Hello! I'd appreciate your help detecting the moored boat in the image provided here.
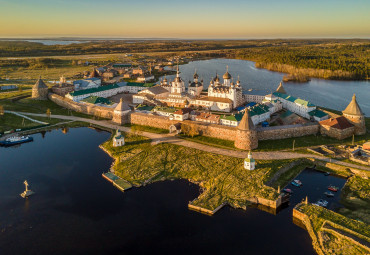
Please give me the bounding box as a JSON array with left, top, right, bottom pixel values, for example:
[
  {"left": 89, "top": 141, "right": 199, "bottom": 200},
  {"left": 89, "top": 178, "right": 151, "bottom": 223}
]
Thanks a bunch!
[
  {"left": 291, "top": 180, "right": 302, "bottom": 187},
  {"left": 283, "top": 188, "right": 293, "bottom": 194},
  {"left": 0, "top": 135, "right": 33, "bottom": 146},
  {"left": 324, "top": 191, "right": 335, "bottom": 197},
  {"left": 324, "top": 172, "right": 330, "bottom": 176},
  {"left": 328, "top": 185, "right": 339, "bottom": 192}
]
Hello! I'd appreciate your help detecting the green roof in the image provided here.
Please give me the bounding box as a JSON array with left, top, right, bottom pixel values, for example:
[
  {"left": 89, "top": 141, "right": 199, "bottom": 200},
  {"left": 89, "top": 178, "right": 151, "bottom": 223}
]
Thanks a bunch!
[
  {"left": 152, "top": 106, "right": 177, "bottom": 114},
  {"left": 136, "top": 105, "right": 155, "bottom": 111},
  {"left": 280, "top": 110, "right": 293, "bottom": 118},
  {"left": 273, "top": 92, "right": 315, "bottom": 108},
  {"left": 126, "top": 82, "right": 155, "bottom": 88},
  {"left": 308, "top": 109, "right": 328, "bottom": 118},
  {"left": 81, "top": 96, "right": 113, "bottom": 105},
  {"left": 69, "top": 84, "right": 119, "bottom": 97},
  {"left": 220, "top": 112, "right": 243, "bottom": 122}
]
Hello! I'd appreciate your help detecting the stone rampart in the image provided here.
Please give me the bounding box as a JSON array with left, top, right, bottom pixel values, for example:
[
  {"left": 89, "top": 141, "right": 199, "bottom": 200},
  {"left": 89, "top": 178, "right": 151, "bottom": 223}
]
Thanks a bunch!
[
  {"left": 182, "top": 120, "right": 237, "bottom": 141},
  {"left": 49, "top": 93, "right": 114, "bottom": 119},
  {"left": 320, "top": 125, "right": 354, "bottom": 140},
  {"left": 130, "top": 112, "right": 178, "bottom": 129},
  {"left": 257, "top": 123, "right": 319, "bottom": 140}
]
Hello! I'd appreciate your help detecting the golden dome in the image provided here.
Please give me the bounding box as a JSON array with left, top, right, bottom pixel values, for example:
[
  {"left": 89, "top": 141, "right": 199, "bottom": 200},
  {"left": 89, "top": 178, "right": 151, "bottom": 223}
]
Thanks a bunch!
[{"left": 223, "top": 71, "right": 231, "bottom": 79}]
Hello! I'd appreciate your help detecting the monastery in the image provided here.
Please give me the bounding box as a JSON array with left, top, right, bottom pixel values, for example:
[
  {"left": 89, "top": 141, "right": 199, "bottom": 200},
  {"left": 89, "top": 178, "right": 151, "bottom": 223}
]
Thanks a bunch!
[{"left": 133, "top": 66, "right": 243, "bottom": 112}]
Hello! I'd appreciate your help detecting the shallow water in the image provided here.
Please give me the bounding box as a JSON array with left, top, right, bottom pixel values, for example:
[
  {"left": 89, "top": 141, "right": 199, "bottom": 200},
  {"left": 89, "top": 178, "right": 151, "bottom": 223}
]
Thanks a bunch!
[{"left": 0, "top": 128, "right": 347, "bottom": 254}]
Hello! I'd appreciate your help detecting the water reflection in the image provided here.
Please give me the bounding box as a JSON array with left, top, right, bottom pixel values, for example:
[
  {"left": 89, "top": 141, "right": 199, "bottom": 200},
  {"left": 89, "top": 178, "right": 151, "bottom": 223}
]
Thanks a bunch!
[{"left": 0, "top": 128, "right": 349, "bottom": 254}]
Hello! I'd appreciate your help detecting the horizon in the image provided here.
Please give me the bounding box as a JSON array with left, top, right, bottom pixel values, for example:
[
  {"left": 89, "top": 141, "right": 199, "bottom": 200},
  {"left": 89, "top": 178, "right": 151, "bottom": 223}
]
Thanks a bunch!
[{"left": 0, "top": 0, "right": 369, "bottom": 39}]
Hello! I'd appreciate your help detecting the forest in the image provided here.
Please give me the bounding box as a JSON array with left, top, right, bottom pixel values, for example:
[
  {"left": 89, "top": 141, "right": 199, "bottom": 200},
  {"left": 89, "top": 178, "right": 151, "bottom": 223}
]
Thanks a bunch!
[{"left": 0, "top": 39, "right": 369, "bottom": 80}]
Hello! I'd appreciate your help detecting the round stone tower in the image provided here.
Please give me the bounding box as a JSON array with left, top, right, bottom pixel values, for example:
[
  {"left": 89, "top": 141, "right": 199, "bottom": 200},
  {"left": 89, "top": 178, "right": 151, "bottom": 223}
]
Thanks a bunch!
[
  {"left": 234, "top": 110, "right": 258, "bottom": 150},
  {"left": 32, "top": 76, "right": 49, "bottom": 100},
  {"left": 342, "top": 94, "right": 366, "bottom": 135},
  {"left": 112, "top": 98, "right": 131, "bottom": 125}
]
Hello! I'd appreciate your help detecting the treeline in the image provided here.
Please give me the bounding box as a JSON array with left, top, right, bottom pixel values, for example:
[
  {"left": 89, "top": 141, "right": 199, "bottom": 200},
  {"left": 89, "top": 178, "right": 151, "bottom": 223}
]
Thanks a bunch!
[
  {"left": 234, "top": 43, "right": 370, "bottom": 80},
  {"left": 0, "top": 58, "right": 67, "bottom": 69},
  {"left": 1, "top": 39, "right": 366, "bottom": 58}
]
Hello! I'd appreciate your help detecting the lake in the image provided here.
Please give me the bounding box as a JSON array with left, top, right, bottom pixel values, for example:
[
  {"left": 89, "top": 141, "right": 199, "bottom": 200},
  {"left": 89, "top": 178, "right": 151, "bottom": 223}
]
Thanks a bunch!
[
  {"left": 164, "top": 59, "right": 370, "bottom": 115},
  {"left": 0, "top": 128, "right": 348, "bottom": 254}
]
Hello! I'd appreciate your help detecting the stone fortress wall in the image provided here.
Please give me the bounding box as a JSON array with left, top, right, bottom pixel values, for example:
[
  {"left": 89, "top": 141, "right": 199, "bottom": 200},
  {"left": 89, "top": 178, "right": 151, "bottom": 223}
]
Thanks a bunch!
[
  {"left": 132, "top": 112, "right": 318, "bottom": 141},
  {"left": 257, "top": 123, "right": 319, "bottom": 140},
  {"left": 49, "top": 93, "right": 320, "bottom": 142},
  {"left": 49, "top": 93, "right": 114, "bottom": 119}
]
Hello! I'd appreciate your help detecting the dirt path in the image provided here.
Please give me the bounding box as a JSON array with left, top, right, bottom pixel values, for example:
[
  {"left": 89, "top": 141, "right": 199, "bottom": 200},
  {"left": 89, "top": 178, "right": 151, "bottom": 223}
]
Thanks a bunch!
[{"left": 17, "top": 112, "right": 370, "bottom": 171}]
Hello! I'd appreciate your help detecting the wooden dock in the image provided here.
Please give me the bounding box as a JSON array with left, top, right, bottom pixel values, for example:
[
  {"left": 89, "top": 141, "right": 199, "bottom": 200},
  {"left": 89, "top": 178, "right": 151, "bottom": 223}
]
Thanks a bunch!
[{"left": 102, "top": 172, "right": 132, "bottom": 192}]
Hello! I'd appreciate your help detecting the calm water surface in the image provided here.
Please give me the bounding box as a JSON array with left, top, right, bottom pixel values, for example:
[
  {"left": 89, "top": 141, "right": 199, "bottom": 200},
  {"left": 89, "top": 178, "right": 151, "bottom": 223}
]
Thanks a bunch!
[
  {"left": 0, "top": 128, "right": 347, "bottom": 254},
  {"left": 164, "top": 59, "right": 370, "bottom": 115}
]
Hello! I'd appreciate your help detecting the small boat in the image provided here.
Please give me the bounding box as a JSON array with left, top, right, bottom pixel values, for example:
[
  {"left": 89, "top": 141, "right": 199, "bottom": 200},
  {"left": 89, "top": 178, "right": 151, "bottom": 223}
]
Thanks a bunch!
[
  {"left": 313, "top": 199, "right": 328, "bottom": 207},
  {"left": 291, "top": 181, "right": 301, "bottom": 187},
  {"left": 328, "top": 185, "right": 339, "bottom": 192},
  {"left": 20, "top": 180, "right": 35, "bottom": 198},
  {"left": 324, "top": 191, "right": 335, "bottom": 197},
  {"left": 0, "top": 135, "right": 33, "bottom": 146},
  {"left": 294, "top": 180, "right": 302, "bottom": 185},
  {"left": 324, "top": 172, "right": 330, "bottom": 176},
  {"left": 283, "top": 188, "right": 293, "bottom": 194}
]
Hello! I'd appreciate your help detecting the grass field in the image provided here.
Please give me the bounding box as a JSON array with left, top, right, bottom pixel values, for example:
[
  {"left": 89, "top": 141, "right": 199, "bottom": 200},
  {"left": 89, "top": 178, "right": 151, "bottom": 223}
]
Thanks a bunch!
[
  {"left": 0, "top": 113, "right": 43, "bottom": 133},
  {"left": 102, "top": 131, "right": 301, "bottom": 211},
  {"left": 123, "top": 123, "right": 169, "bottom": 134},
  {"left": 296, "top": 203, "right": 370, "bottom": 255}
]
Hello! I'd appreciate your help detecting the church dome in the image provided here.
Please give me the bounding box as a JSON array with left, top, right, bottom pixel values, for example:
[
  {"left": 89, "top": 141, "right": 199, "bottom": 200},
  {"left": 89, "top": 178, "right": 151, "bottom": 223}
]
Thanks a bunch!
[{"left": 223, "top": 71, "right": 231, "bottom": 79}]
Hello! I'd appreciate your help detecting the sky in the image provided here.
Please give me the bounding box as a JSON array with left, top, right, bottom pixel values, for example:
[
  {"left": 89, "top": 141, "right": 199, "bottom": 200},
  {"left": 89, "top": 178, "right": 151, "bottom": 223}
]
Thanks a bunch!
[{"left": 0, "top": 0, "right": 369, "bottom": 39}]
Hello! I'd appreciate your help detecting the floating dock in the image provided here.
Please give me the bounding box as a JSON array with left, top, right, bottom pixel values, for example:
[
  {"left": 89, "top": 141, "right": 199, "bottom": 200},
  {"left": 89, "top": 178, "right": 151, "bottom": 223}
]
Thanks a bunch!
[{"left": 102, "top": 172, "right": 132, "bottom": 192}]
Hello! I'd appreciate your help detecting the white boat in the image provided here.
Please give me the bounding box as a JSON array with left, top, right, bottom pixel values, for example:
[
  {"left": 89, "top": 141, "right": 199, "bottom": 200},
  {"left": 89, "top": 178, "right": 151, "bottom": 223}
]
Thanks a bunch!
[
  {"left": 314, "top": 199, "right": 328, "bottom": 207},
  {"left": 20, "top": 180, "right": 34, "bottom": 198}
]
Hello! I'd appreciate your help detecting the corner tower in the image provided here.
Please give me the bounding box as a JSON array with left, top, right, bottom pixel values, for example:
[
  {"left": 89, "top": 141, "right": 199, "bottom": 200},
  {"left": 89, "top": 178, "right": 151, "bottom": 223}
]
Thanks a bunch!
[
  {"left": 32, "top": 76, "right": 49, "bottom": 100},
  {"left": 342, "top": 94, "right": 366, "bottom": 135},
  {"left": 234, "top": 110, "right": 258, "bottom": 150},
  {"left": 112, "top": 98, "right": 131, "bottom": 125}
]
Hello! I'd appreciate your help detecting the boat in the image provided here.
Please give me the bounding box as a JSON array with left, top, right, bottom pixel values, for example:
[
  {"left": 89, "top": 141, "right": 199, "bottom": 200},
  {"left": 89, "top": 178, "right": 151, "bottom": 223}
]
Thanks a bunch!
[
  {"left": 313, "top": 199, "right": 328, "bottom": 207},
  {"left": 294, "top": 180, "right": 302, "bottom": 185},
  {"left": 283, "top": 188, "right": 293, "bottom": 194},
  {"left": 324, "top": 172, "right": 330, "bottom": 176},
  {"left": 291, "top": 181, "right": 301, "bottom": 187},
  {"left": 20, "top": 180, "right": 35, "bottom": 198},
  {"left": 324, "top": 191, "right": 335, "bottom": 197},
  {"left": 0, "top": 135, "right": 33, "bottom": 146},
  {"left": 328, "top": 185, "right": 339, "bottom": 192}
]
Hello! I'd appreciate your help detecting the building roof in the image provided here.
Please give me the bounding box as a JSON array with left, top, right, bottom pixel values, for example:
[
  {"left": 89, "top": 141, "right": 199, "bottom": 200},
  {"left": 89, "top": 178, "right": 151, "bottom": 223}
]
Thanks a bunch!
[
  {"left": 238, "top": 110, "right": 255, "bottom": 131},
  {"left": 343, "top": 94, "right": 364, "bottom": 116},
  {"left": 196, "top": 112, "right": 220, "bottom": 121},
  {"left": 69, "top": 84, "right": 119, "bottom": 97},
  {"left": 273, "top": 92, "right": 315, "bottom": 108},
  {"left": 220, "top": 113, "right": 243, "bottom": 122},
  {"left": 126, "top": 82, "right": 155, "bottom": 88},
  {"left": 319, "top": 116, "right": 354, "bottom": 130},
  {"left": 34, "top": 77, "right": 48, "bottom": 89},
  {"left": 81, "top": 96, "right": 113, "bottom": 105},
  {"left": 197, "top": 96, "right": 232, "bottom": 104},
  {"left": 136, "top": 105, "right": 154, "bottom": 111},
  {"left": 90, "top": 68, "right": 99, "bottom": 78},
  {"left": 115, "top": 98, "right": 131, "bottom": 112},
  {"left": 308, "top": 109, "right": 328, "bottom": 118},
  {"left": 153, "top": 106, "right": 177, "bottom": 114},
  {"left": 174, "top": 108, "right": 192, "bottom": 115},
  {"left": 140, "top": 86, "right": 168, "bottom": 95},
  {"left": 276, "top": 81, "right": 287, "bottom": 94}
]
